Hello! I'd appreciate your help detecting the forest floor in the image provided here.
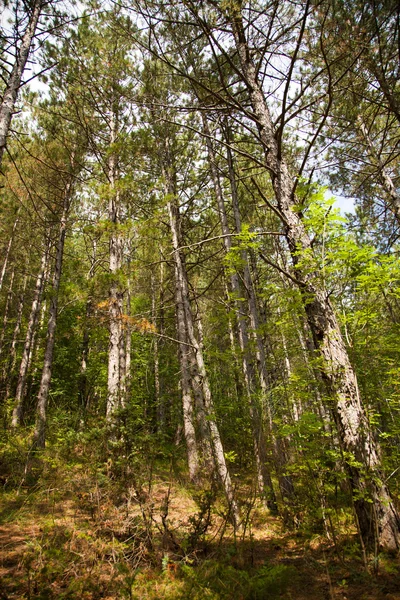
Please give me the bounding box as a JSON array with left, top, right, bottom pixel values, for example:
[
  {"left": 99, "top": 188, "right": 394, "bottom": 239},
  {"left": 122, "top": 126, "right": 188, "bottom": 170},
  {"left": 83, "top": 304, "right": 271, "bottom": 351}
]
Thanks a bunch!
[{"left": 0, "top": 462, "right": 399, "bottom": 600}]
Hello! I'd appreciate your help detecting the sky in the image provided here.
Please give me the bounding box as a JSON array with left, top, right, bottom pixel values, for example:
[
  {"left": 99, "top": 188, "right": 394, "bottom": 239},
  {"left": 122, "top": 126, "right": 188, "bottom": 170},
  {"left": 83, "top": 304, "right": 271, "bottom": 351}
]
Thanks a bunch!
[{"left": 333, "top": 195, "right": 356, "bottom": 215}]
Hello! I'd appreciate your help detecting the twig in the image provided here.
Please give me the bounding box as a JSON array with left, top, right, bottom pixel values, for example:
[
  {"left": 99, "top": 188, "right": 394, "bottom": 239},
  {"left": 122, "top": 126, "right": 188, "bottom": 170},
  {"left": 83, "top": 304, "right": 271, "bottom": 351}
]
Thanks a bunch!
[{"left": 170, "top": 231, "right": 282, "bottom": 255}]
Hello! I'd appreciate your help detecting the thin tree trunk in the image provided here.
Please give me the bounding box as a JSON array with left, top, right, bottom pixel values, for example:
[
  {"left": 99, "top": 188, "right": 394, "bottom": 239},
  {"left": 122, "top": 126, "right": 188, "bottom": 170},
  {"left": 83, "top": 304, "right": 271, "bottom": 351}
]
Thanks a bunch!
[
  {"left": 0, "top": 210, "right": 20, "bottom": 293},
  {"left": 231, "top": 9, "right": 400, "bottom": 551},
  {"left": 27, "top": 272, "right": 50, "bottom": 398},
  {"left": 106, "top": 111, "right": 123, "bottom": 420},
  {"left": 158, "top": 257, "right": 167, "bottom": 424},
  {"left": 275, "top": 306, "right": 303, "bottom": 425},
  {"left": 366, "top": 58, "right": 400, "bottom": 126},
  {"left": 167, "top": 183, "right": 239, "bottom": 524},
  {"left": 225, "top": 281, "right": 244, "bottom": 404},
  {"left": 0, "top": 0, "right": 44, "bottom": 166},
  {"left": 11, "top": 244, "right": 48, "bottom": 428},
  {"left": 151, "top": 272, "right": 163, "bottom": 430},
  {"left": 233, "top": 185, "right": 295, "bottom": 505},
  {"left": 124, "top": 275, "right": 132, "bottom": 406},
  {"left": 4, "top": 272, "right": 28, "bottom": 396},
  {"left": 203, "top": 115, "right": 277, "bottom": 510},
  {"left": 275, "top": 250, "right": 329, "bottom": 424},
  {"left": 79, "top": 298, "right": 92, "bottom": 409},
  {"left": 225, "top": 119, "right": 294, "bottom": 506},
  {"left": 0, "top": 267, "right": 15, "bottom": 358},
  {"left": 187, "top": 307, "right": 215, "bottom": 473},
  {"left": 79, "top": 238, "right": 97, "bottom": 409},
  {"left": 33, "top": 178, "right": 73, "bottom": 448},
  {"left": 173, "top": 246, "right": 200, "bottom": 482},
  {"left": 118, "top": 301, "right": 127, "bottom": 409}
]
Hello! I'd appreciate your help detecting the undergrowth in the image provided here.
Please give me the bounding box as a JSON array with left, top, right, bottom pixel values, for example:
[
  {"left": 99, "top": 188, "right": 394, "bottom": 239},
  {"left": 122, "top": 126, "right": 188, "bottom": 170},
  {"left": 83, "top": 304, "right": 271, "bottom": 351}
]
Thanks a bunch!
[{"left": 0, "top": 418, "right": 399, "bottom": 600}]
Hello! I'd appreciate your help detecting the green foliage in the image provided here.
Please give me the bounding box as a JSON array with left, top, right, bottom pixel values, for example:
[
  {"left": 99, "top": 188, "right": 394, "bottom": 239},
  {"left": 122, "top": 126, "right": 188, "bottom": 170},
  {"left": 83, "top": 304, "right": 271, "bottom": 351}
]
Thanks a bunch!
[
  {"left": 129, "top": 560, "right": 296, "bottom": 600},
  {"left": 224, "top": 224, "right": 260, "bottom": 274},
  {"left": 172, "top": 560, "right": 296, "bottom": 600}
]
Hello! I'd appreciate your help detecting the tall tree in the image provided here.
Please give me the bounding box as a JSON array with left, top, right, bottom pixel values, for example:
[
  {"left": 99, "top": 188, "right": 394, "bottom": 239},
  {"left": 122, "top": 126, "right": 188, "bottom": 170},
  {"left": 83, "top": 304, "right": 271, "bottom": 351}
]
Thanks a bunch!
[
  {"left": 33, "top": 144, "right": 80, "bottom": 448},
  {"left": 136, "top": 0, "right": 400, "bottom": 551}
]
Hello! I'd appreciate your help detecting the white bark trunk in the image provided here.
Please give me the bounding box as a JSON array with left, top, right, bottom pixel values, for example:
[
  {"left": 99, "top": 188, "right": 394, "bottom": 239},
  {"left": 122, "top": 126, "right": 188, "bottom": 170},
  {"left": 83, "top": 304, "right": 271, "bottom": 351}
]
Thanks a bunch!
[
  {"left": 173, "top": 247, "right": 200, "bottom": 481},
  {"left": 106, "top": 111, "right": 123, "bottom": 420},
  {"left": 0, "top": 267, "right": 15, "bottom": 357},
  {"left": 4, "top": 272, "right": 28, "bottom": 395}
]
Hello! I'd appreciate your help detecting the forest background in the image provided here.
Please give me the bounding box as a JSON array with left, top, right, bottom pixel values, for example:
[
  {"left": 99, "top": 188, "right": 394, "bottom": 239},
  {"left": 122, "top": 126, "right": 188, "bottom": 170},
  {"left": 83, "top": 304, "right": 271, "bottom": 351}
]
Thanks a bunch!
[{"left": 0, "top": 0, "right": 400, "bottom": 598}]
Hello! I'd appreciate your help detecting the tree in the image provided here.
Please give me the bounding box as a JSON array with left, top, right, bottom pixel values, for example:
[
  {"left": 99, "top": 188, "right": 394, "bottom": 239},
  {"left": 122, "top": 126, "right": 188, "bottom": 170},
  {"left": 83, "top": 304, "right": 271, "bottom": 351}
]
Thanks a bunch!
[
  {"left": 33, "top": 142, "right": 81, "bottom": 448},
  {"left": 134, "top": 0, "right": 400, "bottom": 551}
]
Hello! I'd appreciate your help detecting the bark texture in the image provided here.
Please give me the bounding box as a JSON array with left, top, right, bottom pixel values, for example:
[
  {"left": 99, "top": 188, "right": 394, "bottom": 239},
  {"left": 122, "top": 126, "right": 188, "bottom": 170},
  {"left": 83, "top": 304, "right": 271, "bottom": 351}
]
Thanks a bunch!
[
  {"left": 0, "top": 210, "right": 20, "bottom": 293},
  {"left": 357, "top": 116, "right": 400, "bottom": 224},
  {"left": 0, "top": 268, "right": 15, "bottom": 357},
  {"left": 4, "top": 272, "right": 28, "bottom": 396},
  {"left": 230, "top": 7, "right": 400, "bottom": 551},
  {"left": 174, "top": 259, "right": 200, "bottom": 482},
  {"left": 106, "top": 111, "right": 124, "bottom": 420}
]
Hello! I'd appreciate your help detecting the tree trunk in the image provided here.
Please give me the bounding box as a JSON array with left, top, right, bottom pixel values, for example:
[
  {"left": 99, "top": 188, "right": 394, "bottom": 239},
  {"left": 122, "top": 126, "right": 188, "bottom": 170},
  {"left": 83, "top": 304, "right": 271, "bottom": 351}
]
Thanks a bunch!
[
  {"left": 226, "top": 128, "right": 295, "bottom": 505},
  {"left": 124, "top": 275, "right": 132, "bottom": 406},
  {"left": 172, "top": 243, "right": 200, "bottom": 482},
  {"left": 11, "top": 243, "right": 48, "bottom": 428},
  {"left": 79, "top": 238, "right": 97, "bottom": 410},
  {"left": 106, "top": 111, "right": 123, "bottom": 420},
  {"left": 151, "top": 272, "right": 163, "bottom": 431},
  {"left": 118, "top": 309, "right": 127, "bottom": 409},
  {"left": 187, "top": 307, "right": 215, "bottom": 473},
  {"left": 225, "top": 281, "right": 244, "bottom": 404},
  {"left": 33, "top": 178, "right": 73, "bottom": 448},
  {"left": 357, "top": 116, "right": 400, "bottom": 224},
  {"left": 0, "top": 210, "right": 20, "bottom": 293},
  {"left": 79, "top": 298, "right": 92, "bottom": 409},
  {"left": 0, "top": 0, "right": 44, "bottom": 166},
  {"left": 231, "top": 9, "right": 400, "bottom": 552},
  {"left": 366, "top": 58, "right": 400, "bottom": 126},
  {"left": 4, "top": 272, "right": 28, "bottom": 397},
  {"left": 167, "top": 180, "right": 239, "bottom": 524},
  {"left": 203, "top": 115, "right": 277, "bottom": 510},
  {"left": 0, "top": 267, "right": 15, "bottom": 358}
]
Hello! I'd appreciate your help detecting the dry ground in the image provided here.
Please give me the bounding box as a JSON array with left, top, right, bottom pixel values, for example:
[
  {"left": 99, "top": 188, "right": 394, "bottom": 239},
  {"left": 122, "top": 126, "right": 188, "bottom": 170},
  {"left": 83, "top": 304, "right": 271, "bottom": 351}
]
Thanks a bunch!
[{"left": 0, "top": 479, "right": 399, "bottom": 600}]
